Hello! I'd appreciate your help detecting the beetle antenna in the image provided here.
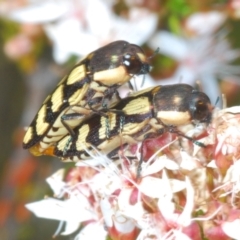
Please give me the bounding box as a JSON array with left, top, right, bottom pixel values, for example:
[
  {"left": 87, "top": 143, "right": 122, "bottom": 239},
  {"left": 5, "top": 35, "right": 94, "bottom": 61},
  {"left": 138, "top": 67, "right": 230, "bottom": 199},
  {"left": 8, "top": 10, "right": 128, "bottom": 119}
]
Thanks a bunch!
[
  {"left": 214, "top": 96, "right": 220, "bottom": 106},
  {"left": 148, "top": 47, "right": 160, "bottom": 60}
]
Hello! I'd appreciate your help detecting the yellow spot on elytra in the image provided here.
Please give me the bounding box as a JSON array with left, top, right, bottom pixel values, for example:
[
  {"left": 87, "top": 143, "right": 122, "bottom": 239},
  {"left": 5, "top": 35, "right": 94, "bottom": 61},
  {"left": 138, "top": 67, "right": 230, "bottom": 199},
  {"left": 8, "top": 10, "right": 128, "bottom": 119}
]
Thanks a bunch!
[
  {"left": 97, "top": 136, "right": 122, "bottom": 153},
  {"left": 67, "top": 65, "right": 86, "bottom": 85},
  {"left": 122, "top": 120, "right": 149, "bottom": 135},
  {"left": 56, "top": 136, "right": 71, "bottom": 152},
  {"left": 123, "top": 97, "right": 151, "bottom": 115},
  {"left": 68, "top": 83, "right": 89, "bottom": 105},
  {"left": 23, "top": 126, "right": 33, "bottom": 144},
  {"left": 51, "top": 84, "right": 64, "bottom": 112},
  {"left": 36, "top": 104, "right": 50, "bottom": 135},
  {"left": 76, "top": 124, "right": 90, "bottom": 151},
  {"left": 99, "top": 113, "right": 116, "bottom": 139}
]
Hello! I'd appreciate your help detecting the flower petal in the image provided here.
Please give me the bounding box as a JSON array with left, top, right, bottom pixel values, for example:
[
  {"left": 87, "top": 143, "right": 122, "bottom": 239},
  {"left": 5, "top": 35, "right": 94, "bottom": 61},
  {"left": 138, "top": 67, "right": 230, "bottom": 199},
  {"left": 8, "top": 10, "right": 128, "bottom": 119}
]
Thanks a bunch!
[
  {"left": 7, "top": 1, "right": 69, "bottom": 23},
  {"left": 114, "top": 8, "right": 158, "bottom": 45},
  {"left": 139, "top": 176, "right": 186, "bottom": 198},
  {"left": 222, "top": 219, "right": 240, "bottom": 240},
  {"left": 26, "top": 197, "right": 96, "bottom": 222},
  {"left": 113, "top": 211, "right": 136, "bottom": 233},
  {"left": 75, "top": 222, "right": 107, "bottom": 240},
  {"left": 142, "top": 155, "right": 179, "bottom": 177},
  {"left": 61, "top": 219, "right": 80, "bottom": 235},
  {"left": 46, "top": 169, "right": 66, "bottom": 196},
  {"left": 186, "top": 11, "right": 226, "bottom": 35},
  {"left": 149, "top": 31, "right": 189, "bottom": 60},
  {"left": 100, "top": 197, "right": 114, "bottom": 228}
]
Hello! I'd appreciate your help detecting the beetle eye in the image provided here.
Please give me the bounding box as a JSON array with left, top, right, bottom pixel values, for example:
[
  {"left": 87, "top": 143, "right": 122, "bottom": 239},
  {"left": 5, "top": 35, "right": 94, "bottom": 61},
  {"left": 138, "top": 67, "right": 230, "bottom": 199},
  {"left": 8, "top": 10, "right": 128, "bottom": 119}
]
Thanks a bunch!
[
  {"left": 122, "top": 53, "right": 143, "bottom": 74},
  {"left": 195, "top": 100, "right": 209, "bottom": 119},
  {"left": 190, "top": 94, "right": 212, "bottom": 123}
]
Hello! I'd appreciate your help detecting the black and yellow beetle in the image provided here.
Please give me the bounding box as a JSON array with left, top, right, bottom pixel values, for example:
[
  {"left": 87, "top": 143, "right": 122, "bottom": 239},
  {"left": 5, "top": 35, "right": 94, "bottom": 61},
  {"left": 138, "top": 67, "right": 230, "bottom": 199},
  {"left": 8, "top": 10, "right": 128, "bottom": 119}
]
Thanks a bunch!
[
  {"left": 44, "top": 84, "right": 212, "bottom": 161},
  {"left": 23, "top": 41, "right": 150, "bottom": 156}
]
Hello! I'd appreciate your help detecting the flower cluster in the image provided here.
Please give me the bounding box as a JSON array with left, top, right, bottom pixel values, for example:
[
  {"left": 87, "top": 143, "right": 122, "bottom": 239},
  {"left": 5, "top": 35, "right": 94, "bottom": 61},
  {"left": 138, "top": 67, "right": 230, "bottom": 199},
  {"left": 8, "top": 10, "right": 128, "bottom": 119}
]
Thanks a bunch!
[{"left": 26, "top": 106, "right": 240, "bottom": 240}]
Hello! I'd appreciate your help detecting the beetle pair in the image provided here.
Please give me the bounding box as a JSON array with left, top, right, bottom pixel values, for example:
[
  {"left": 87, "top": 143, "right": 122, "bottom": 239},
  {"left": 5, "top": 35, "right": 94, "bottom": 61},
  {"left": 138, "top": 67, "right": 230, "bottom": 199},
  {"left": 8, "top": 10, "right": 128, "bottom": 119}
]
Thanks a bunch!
[
  {"left": 23, "top": 41, "right": 150, "bottom": 155},
  {"left": 23, "top": 41, "right": 212, "bottom": 162}
]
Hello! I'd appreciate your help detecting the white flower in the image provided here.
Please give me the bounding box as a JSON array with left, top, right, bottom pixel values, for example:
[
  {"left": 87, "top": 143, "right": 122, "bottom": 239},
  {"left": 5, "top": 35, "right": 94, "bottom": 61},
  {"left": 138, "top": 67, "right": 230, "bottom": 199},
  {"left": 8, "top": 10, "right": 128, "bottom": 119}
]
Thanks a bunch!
[
  {"left": 148, "top": 18, "right": 240, "bottom": 105},
  {"left": 1, "top": 0, "right": 157, "bottom": 63},
  {"left": 185, "top": 11, "right": 226, "bottom": 35},
  {"left": 26, "top": 196, "right": 96, "bottom": 235},
  {"left": 26, "top": 168, "right": 98, "bottom": 236}
]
